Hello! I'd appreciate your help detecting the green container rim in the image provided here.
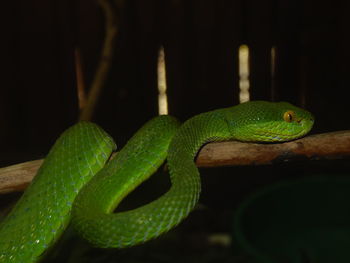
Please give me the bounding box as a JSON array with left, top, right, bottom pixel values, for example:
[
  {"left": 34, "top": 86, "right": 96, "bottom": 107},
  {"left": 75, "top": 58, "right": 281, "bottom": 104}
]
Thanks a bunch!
[{"left": 232, "top": 175, "right": 350, "bottom": 263}]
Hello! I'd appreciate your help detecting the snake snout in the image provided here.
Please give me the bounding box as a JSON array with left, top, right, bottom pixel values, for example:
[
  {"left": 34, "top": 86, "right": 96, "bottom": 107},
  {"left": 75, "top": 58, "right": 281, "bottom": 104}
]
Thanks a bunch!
[{"left": 298, "top": 116, "right": 315, "bottom": 135}]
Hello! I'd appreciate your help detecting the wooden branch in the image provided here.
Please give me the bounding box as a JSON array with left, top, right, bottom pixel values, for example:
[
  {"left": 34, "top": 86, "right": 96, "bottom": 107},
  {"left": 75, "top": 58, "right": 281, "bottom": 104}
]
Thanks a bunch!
[
  {"left": 0, "top": 160, "right": 44, "bottom": 194},
  {"left": 1, "top": 131, "right": 350, "bottom": 194},
  {"left": 196, "top": 130, "right": 350, "bottom": 167}
]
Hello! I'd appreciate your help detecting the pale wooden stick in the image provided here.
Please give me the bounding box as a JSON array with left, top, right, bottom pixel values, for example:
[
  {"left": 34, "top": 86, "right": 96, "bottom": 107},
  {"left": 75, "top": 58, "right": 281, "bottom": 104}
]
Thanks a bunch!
[
  {"left": 1, "top": 131, "right": 350, "bottom": 194},
  {"left": 157, "top": 46, "right": 168, "bottom": 115}
]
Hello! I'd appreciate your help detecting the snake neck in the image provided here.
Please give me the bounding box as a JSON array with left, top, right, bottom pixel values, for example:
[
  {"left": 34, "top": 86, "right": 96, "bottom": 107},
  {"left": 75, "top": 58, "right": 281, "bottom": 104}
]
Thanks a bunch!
[{"left": 167, "top": 109, "right": 231, "bottom": 172}]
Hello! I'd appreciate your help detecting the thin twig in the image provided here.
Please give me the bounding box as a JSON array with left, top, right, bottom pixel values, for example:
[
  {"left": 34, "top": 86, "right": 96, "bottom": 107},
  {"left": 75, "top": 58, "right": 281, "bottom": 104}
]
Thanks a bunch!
[
  {"left": 75, "top": 48, "right": 87, "bottom": 110},
  {"left": 79, "top": 0, "right": 119, "bottom": 121}
]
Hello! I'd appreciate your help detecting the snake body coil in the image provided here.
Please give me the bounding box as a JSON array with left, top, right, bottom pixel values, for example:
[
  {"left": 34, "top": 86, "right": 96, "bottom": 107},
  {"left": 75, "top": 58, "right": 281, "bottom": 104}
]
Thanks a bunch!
[{"left": 0, "top": 101, "right": 314, "bottom": 262}]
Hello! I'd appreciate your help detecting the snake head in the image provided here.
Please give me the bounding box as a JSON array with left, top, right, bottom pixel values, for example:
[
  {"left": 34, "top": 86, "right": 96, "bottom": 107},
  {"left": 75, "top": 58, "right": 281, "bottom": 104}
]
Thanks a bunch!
[{"left": 225, "top": 101, "right": 315, "bottom": 142}]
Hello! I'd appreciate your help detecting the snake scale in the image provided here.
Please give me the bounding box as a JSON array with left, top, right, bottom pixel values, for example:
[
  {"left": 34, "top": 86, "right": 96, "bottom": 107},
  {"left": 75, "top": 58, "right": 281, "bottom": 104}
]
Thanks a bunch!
[{"left": 0, "top": 101, "right": 314, "bottom": 262}]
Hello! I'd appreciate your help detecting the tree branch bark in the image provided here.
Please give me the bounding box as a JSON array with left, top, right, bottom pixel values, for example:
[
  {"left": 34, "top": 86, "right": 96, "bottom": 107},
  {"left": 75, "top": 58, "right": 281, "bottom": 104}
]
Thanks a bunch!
[{"left": 1, "top": 130, "right": 349, "bottom": 194}]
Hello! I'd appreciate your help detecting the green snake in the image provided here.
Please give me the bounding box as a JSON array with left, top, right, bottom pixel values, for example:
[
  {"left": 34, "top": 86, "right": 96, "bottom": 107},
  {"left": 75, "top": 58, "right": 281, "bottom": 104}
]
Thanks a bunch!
[{"left": 0, "top": 101, "right": 314, "bottom": 262}]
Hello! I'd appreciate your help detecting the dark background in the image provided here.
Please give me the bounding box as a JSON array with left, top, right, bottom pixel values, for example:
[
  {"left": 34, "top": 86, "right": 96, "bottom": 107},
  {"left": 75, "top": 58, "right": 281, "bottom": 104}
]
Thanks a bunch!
[
  {"left": 1, "top": 0, "right": 350, "bottom": 165},
  {"left": 1, "top": 1, "right": 350, "bottom": 262}
]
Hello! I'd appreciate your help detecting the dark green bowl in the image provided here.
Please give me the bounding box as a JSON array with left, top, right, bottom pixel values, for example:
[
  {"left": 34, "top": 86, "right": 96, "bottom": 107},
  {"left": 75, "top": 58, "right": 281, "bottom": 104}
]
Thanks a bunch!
[{"left": 233, "top": 176, "right": 350, "bottom": 263}]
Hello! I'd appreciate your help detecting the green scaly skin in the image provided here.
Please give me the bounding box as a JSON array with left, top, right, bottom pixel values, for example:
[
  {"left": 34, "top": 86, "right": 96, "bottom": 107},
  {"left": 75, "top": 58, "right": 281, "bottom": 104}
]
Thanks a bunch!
[{"left": 0, "top": 101, "right": 314, "bottom": 262}]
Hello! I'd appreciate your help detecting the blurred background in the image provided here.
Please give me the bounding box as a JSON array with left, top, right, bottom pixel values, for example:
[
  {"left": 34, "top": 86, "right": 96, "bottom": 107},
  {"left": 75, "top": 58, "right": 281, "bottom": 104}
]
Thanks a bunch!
[
  {"left": 1, "top": 0, "right": 350, "bottom": 165},
  {"left": 1, "top": 0, "right": 350, "bottom": 262}
]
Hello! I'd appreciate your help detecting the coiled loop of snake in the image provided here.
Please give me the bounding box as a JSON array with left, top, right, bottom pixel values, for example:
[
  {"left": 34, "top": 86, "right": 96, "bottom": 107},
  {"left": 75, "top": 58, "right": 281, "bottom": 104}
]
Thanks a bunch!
[{"left": 0, "top": 101, "right": 314, "bottom": 262}]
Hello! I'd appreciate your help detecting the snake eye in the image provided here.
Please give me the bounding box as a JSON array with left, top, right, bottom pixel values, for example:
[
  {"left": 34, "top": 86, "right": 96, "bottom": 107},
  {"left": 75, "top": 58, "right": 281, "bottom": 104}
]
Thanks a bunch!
[{"left": 283, "top": 111, "right": 295, "bottom": 123}]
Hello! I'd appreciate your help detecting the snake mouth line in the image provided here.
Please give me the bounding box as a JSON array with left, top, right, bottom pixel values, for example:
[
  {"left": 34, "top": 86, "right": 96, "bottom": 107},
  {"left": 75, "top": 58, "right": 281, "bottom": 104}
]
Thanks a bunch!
[
  {"left": 263, "top": 117, "right": 314, "bottom": 142},
  {"left": 256, "top": 128, "right": 309, "bottom": 142}
]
